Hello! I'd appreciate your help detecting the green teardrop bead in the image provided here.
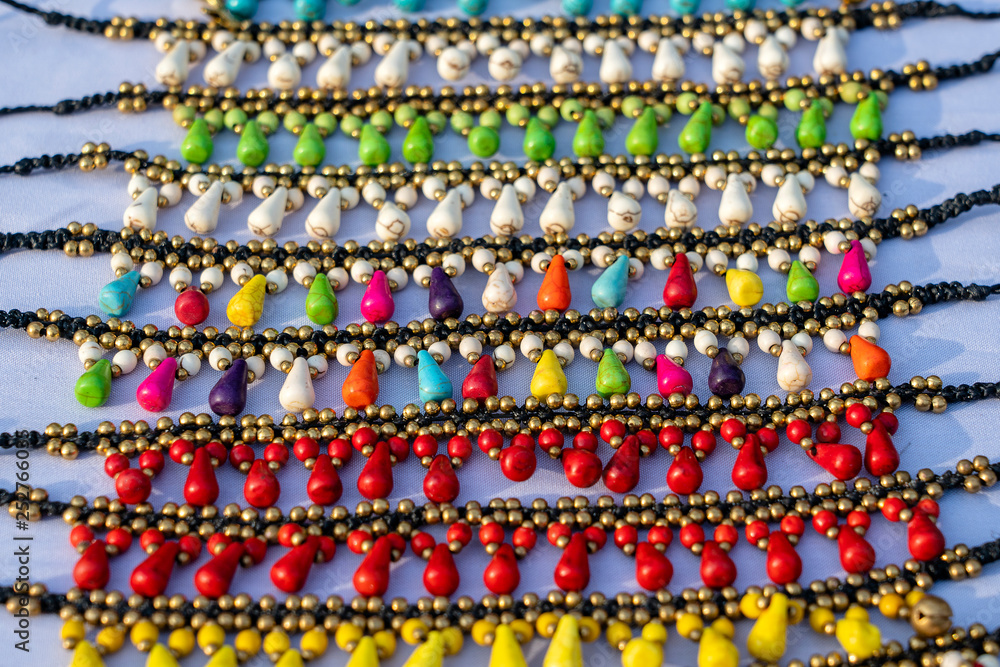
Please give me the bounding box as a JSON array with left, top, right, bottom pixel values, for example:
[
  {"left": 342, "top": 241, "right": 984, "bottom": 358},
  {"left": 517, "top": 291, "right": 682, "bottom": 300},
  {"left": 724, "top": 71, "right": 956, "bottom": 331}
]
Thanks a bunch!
[
  {"left": 745, "top": 114, "right": 779, "bottom": 150},
  {"left": 678, "top": 102, "right": 713, "bottom": 154},
  {"left": 796, "top": 103, "right": 827, "bottom": 149},
  {"left": 595, "top": 349, "right": 631, "bottom": 398},
  {"left": 75, "top": 359, "right": 113, "bottom": 408},
  {"left": 786, "top": 260, "right": 819, "bottom": 303},
  {"left": 358, "top": 123, "right": 391, "bottom": 166},
  {"left": 180, "top": 117, "right": 213, "bottom": 164},
  {"left": 467, "top": 125, "right": 500, "bottom": 157},
  {"left": 236, "top": 119, "right": 270, "bottom": 167},
  {"left": 305, "top": 273, "right": 338, "bottom": 325},
  {"left": 402, "top": 116, "right": 434, "bottom": 164},
  {"left": 572, "top": 109, "right": 605, "bottom": 158},
  {"left": 625, "top": 107, "right": 659, "bottom": 156},
  {"left": 850, "top": 94, "right": 883, "bottom": 141},
  {"left": 292, "top": 123, "right": 326, "bottom": 167},
  {"left": 523, "top": 117, "right": 555, "bottom": 161}
]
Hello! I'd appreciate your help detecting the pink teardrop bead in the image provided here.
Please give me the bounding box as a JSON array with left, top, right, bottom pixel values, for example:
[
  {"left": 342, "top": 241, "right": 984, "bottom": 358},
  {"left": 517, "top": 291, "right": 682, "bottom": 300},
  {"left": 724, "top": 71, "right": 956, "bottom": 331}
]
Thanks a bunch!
[
  {"left": 837, "top": 240, "right": 872, "bottom": 293},
  {"left": 136, "top": 357, "right": 177, "bottom": 412},
  {"left": 656, "top": 354, "right": 693, "bottom": 396},
  {"left": 360, "top": 270, "right": 395, "bottom": 324}
]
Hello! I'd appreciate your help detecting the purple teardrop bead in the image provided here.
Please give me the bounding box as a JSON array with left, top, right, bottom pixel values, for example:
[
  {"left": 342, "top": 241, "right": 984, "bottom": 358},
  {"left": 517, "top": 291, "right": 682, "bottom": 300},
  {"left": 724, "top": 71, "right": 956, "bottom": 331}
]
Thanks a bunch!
[
  {"left": 707, "top": 349, "right": 745, "bottom": 398},
  {"left": 428, "top": 266, "right": 464, "bottom": 320},
  {"left": 209, "top": 358, "right": 248, "bottom": 416}
]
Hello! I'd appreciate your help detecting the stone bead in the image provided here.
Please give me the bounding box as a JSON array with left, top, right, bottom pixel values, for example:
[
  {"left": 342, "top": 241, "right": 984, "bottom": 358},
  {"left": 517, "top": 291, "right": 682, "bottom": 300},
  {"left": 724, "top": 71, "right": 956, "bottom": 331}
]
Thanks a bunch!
[
  {"left": 279, "top": 357, "right": 315, "bottom": 413},
  {"left": 591, "top": 254, "right": 630, "bottom": 309},
  {"left": 539, "top": 182, "right": 575, "bottom": 235},
  {"left": 851, "top": 94, "right": 883, "bottom": 141},
  {"left": 850, "top": 335, "right": 891, "bottom": 381},
  {"left": 775, "top": 341, "right": 811, "bottom": 392},
  {"left": 599, "top": 38, "right": 632, "bottom": 84},
  {"left": 489, "top": 624, "right": 528, "bottom": 667},
  {"left": 293, "top": 123, "right": 326, "bottom": 167},
  {"left": 75, "top": 359, "right": 112, "bottom": 408},
  {"left": 796, "top": 102, "right": 826, "bottom": 148},
  {"left": 837, "top": 240, "right": 872, "bottom": 293},
  {"left": 155, "top": 40, "right": 190, "bottom": 86},
  {"left": 374, "top": 39, "right": 411, "bottom": 87},
  {"left": 530, "top": 349, "right": 567, "bottom": 398},
  {"left": 697, "top": 622, "right": 738, "bottom": 667},
  {"left": 707, "top": 349, "right": 745, "bottom": 398},
  {"left": 417, "top": 350, "right": 453, "bottom": 403},
  {"left": 426, "top": 189, "right": 463, "bottom": 238},
  {"left": 467, "top": 125, "right": 499, "bottom": 157},
  {"left": 572, "top": 109, "right": 604, "bottom": 158},
  {"left": 180, "top": 118, "right": 213, "bottom": 164},
  {"left": 428, "top": 266, "right": 463, "bottom": 320},
  {"left": 99, "top": 270, "right": 141, "bottom": 317},
  {"left": 237, "top": 119, "right": 269, "bottom": 166},
  {"left": 595, "top": 349, "right": 630, "bottom": 398},
  {"left": 317, "top": 47, "right": 352, "bottom": 90},
  {"left": 482, "top": 264, "right": 517, "bottom": 313},
  {"left": 123, "top": 187, "right": 159, "bottom": 232},
  {"left": 725, "top": 268, "right": 763, "bottom": 307},
  {"left": 537, "top": 254, "right": 571, "bottom": 311},
  {"left": 345, "top": 637, "right": 379, "bottom": 667},
  {"left": 625, "top": 106, "right": 658, "bottom": 156},
  {"left": 343, "top": 349, "right": 379, "bottom": 409},
  {"left": 718, "top": 174, "right": 752, "bottom": 226},
  {"left": 203, "top": 41, "right": 246, "bottom": 88},
  {"left": 656, "top": 354, "right": 693, "bottom": 396},
  {"left": 209, "top": 358, "right": 248, "bottom": 416},
  {"left": 227, "top": 274, "right": 266, "bottom": 327},
  {"left": 305, "top": 188, "right": 341, "bottom": 240},
  {"left": 305, "top": 272, "right": 338, "bottom": 325},
  {"left": 360, "top": 270, "right": 395, "bottom": 323},
  {"left": 757, "top": 35, "right": 788, "bottom": 79},
  {"left": 678, "top": 102, "right": 712, "bottom": 154},
  {"left": 184, "top": 180, "right": 224, "bottom": 234},
  {"left": 663, "top": 253, "right": 697, "bottom": 309},
  {"left": 462, "top": 355, "right": 498, "bottom": 400},
  {"left": 834, "top": 608, "right": 881, "bottom": 660},
  {"left": 136, "top": 357, "right": 177, "bottom": 412},
  {"left": 358, "top": 123, "right": 391, "bottom": 166},
  {"left": 402, "top": 116, "right": 434, "bottom": 164},
  {"left": 663, "top": 189, "right": 698, "bottom": 229},
  {"left": 785, "top": 260, "right": 819, "bottom": 303},
  {"left": 652, "top": 37, "right": 684, "bottom": 82},
  {"left": 847, "top": 173, "right": 882, "bottom": 218},
  {"left": 225, "top": 0, "right": 258, "bottom": 19},
  {"left": 549, "top": 45, "right": 583, "bottom": 84},
  {"left": 523, "top": 116, "right": 556, "bottom": 161},
  {"left": 607, "top": 191, "right": 642, "bottom": 232},
  {"left": 293, "top": 0, "right": 325, "bottom": 20},
  {"left": 543, "top": 615, "right": 582, "bottom": 667},
  {"left": 772, "top": 176, "right": 807, "bottom": 223},
  {"left": 247, "top": 186, "right": 288, "bottom": 237},
  {"left": 374, "top": 201, "right": 411, "bottom": 242},
  {"left": 70, "top": 641, "right": 105, "bottom": 667}
]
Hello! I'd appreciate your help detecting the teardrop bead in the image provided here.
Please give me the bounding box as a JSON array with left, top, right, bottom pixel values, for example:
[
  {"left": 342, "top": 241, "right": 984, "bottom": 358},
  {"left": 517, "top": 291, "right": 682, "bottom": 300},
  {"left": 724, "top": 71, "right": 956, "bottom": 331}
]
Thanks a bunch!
[
  {"left": 663, "top": 253, "right": 697, "bottom": 309},
  {"left": 490, "top": 184, "right": 524, "bottom": 236},
  {"left": 807, "top": 443, "right": 862, "bottom": 480},
  {"left": 747, "top": 593, "right": 788, "bottom": 661},
  {"left": 864, "top": 419, "right": 899, "bottom": 476},
  {"left": 482, "top": 263, "right": 517, "bottom": 313},
  {"left": 123, "top": 186, "right": 158, "bottom": 231},
  {"left": 837, "top": 240, "right": 872, "bottom": 293},
  {"left": 599, "top": 37, "right": 632, "bottom": 83},
  {"left": 194, "top": 542, "right": 244, "bottom": 598},
  {"left": 837, "top": 527, "right": 876, "bottom": 573},
  {"left": 401, "top": 631, "right": 445, "bottom": 667},
  {"left": 622, "top": 638, "right": 663, "bottom": 667},
  {"left": 850, "top": 94, "right": 883, "bottom": 140},
  {"left": 725, "top": 268, "right": 763, "bottom": 307},
  {"left": 307, "top": 454, "right": 343, "bottom": 505},
  {"left": 707, "top": 349, "right": 745, "bottom": 398},
  {"left": 343, "top": 349, "right": 380, "bottom": 409},
  {"left": 99, "top": 270, "right": 141, "bottom": 317},
  {"left": 428, "top": 266, "right": 463, "bottom": 320},
  {"left": 175, "top": 287, "right": 210, "bottom": 325},
  {"left": 678, "top": 102, "right": 712, "bottom": 154},
  {"left": 203, "top": 41, "right": 246, "bottom": 87},
  {"left": 595, "top": 349, "right": 630, "bottom": 398},
  {"left": 402, "top": 116, "right": 434, "bottom": 164},
  {"left": 462, "top": 355, "right": 498, "bottom": 400},
  {"left": 205, "top": 645, "right": 239, "bottom": 667},
  {"left": 184, "top": 180, "right": 223, "bottom": 234},
  {"left": 745, "top": 114, "right": 778, "bottom": 149},
  {"left": 834, "top": 608, "right": 881, "bottom": 660},
  {"left": 591, "top": 254, "right": 630, "bottom": 309},
  {"left": 523, "top": 116, "right": 556, "bottom": 161},
  {"left": 346, "top": 637, "right": 380, "bottom": 667},
  {"left": 209, "top": 357, "right": 248, "bottom": 416},
  {"left": 572, "top": 109, "right": 604, "bottom": 157},
  {"left": 562, "top": 448, "right": 602, "bottom": 488},
  {"left": 74, "top": 541, "right": 110, "bottom": 590},
  {"left": 358, "top": 123, "right": 391, "bottom": 166},
  {"left": 539, "top": 182, "right": 575, "bottom": 235},
  {"left": 731, "top": 435, "right": 767, "bottom": 490},
  {"left": 607, "top": 190, "right": 641, "bottom": 232},
  {"left": 849, "top": 334, "right": 891, "bottom": 382},
  {"left": 423, "top": 455, "right": 460, "bottom": 503},
  {"left": 907, "top": 509, "right": 945, "bottom": 561},
  {"left": 247, "top": 186, "right": 287, "bottom": 236},
  {"left": 666, "top": 446, "right": 703, "bottom": 494},
  {"left": 786, "top": 260, "right": 819, "bottom": 303},
  {"left": 305, "top": 272, "right": 338, "bottom": 325},
  {"left": 279, "top": 356, "right": 315, "bottom": 413},
  {"left": 227, "top": 274, "right": 267, "bottom": 326},
  {"left": 275, "top": 650, "right": 305, "bottom": 667},
  {"left": 354, "top": 535, "right": 392, "bottom": 596},
  {"left": 237, "top": 119, "right": 270, "bottom": 167},
  {"left": 76, "top": 359, "right": 113, "bottom": 408},
  {"left": 305, "top": 187, "right": 341, "bottom": 239},
  {"left": 70, "top": 640, "right": 105, "bottom": 667},
  {"left": 663, "top": 188, "right": 698, "bottom": 229},
  {"left": 423, "top": 542, "right": 460, "bottom": 596},
  {"left": 554, "top": 533, "right": 590, "bottom": 591},
  {"left": 293, "top": 123, "right": 326, "bottom": 167},
  {"left": 603, "top": 434, "right": 641, "bottom": 493},
  {"left": 543, "top": 613, "right": 583, "bottom": 667},
  {"left": 180, "top": 117, "right": 213, "bottom": 164},
  {"left": 718, "top": 173, "right": 753, "bottom": 226},
  {"left": 537, "top": 254, "right": 571, "bottom": 311},
  {"left": 635, "top": 541, "right": 673, "bottom": 590},
  {"left": 775, "top": 340, "right": 812, "bottom": 392},
  {"left": 184, "top": 447, "right": 220, "bottom": 506},
  {"left": 698, "top": 623, "right": 739, "bottom": 667},
  {"left": 490, "top": 624, "right": 528, "bottom": 667},
  {"left": 147, "top": 642, "right": 181, "bottom": 667},
  {"left": 136, "top": 357, "right": 177, "bottom": 412},
  {"left": 417, "top": 350, "right": 452, "bottom": 404},
  {"left": 244, "top": 459, "right": 281, "bottom": 508},
  {"left": 796, "top": 102, "right": 826, "bottom": 149},
  {"left": 625, "top": 106, "right": 659, "bottom": 156},
  {"left": 426, "top": 188, "right": 463, "bottom": 238},
  {"left": 848, "top": 172, "right": 882, "bottom": 218},
  {"left": 656, "top": 354, "right": 693, "bottom": 397},
  {"left": 652, "top": 37, "right": 685, "bottom": 82},
  {"left": 131, "top": 541, "right": 180, "bottom": 597},
  {"left": 360, "top": 270, "right": 395, "bottom": 323},
  {"left": 271, "top": 536, "right": 319, "bottom": 593},
  {"left": 317, "top": 46, "right": 352, "bottom": 91},
  {"left": 700, "top": 540, "right": 737, "bottom": 588},
  {"left": 484, "top": 543, "right": 521, "bottom": 595},
  {"left": 530, "top": 349, "right": 568, "bottom": 398},
  {"left": 765, "top": 533, "right": 802, "bottom": 585},
  {"left": 155, "top": 40, "right": 190, "bottom": 86},
  {"left": 357, "top": 440, "right": 394, "bottom": 499}
]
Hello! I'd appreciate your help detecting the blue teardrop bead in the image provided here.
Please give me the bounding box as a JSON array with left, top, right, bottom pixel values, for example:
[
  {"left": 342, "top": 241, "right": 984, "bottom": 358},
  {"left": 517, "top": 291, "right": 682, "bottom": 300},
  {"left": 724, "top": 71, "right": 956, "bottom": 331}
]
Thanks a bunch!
[
  {"left": 610, "top": 0, "right": 643, "bottom": 15},
  {"left": 457, "top": 0, "right": 488, "bottom": 14},
  {"left": 591, "top": 255, "right": 630, "bottom": 309},
  {"left": 561, "top": 0, "right": 593, "bottom": 15},
  {"left": 417, "top": 350, "right": 452, "bottom": 404},
  {"left": 670, "top": 0, "right": 700, "bottom": 14},
  {"left": 293, "top": 0, "right": 326, "bottom": 20},
  {"left": 224, "top": 0, "right": 259, "bottom": 20},
  {"left": 98, "top": 271, "right": 141, "bottom": 317}
]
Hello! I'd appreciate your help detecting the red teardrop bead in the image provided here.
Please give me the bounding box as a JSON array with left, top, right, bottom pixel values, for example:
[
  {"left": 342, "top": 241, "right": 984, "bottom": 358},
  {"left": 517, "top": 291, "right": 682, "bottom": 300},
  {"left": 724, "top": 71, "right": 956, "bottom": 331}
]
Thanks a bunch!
[
  {"left": 562, "top": 448, "right": 602, "bottom": 488},
  {"left": 423, "top": 454, "right": 460, "bottom": 503},
  {"left": 663, "top": 253, "right": 697, "bottom": 310},
  {"left": 603, "top": 435, "right": 640, "bottom": 493},
  {"left": 554, "top": 533, "right": 590, "bottom": 591},
  {"left": 131, "top": 541, "right": 180, "bottom": 597},
  {"left": 499, "top": 444, "right": 537, "bottom": 482},
  {"left": 807, "top": 443, "right": 862, "bottom": 481},
  {"left": 423, "top": 543, "right": 460, "bottom": 596},
  {"left": 837, "top": 527, "right": 876, "bottom": 573},
  {"left": 307, "top": 454, "right": 343, "bottom": 505},
  {"left": 483, "top": 543, "right": 521, "bottom": 595},
  {"left": 864, "top": 420, "right": 899, "bottom": 476},
  {"left": 731, "top": 435, "right": 767, "bottom": 491},
  {"left": 666, "top": 446, "right": 703, "bottom": 495},
  {"left": 462, "top": 355, "right": 499, "bottom": 400},
  {"left": 699, "top": 540, "right": 737, "bottom": 589},
  {"left": 184, "top": 447, "right": 219, "bottom": 507},
  {"left": 907, "top": 510, "right": 945, "bottom": 561},
  {"left": 194, "top": 542, "right": 244, "bottom": 598},
  {"left": 354, "top": 536, "right": 393, "bottom": 596},
  {"left": 174, "top": 287, "right": 210, "bottom": 326},
  {"left": 74, "top": 541, "right": 110, "bottom": 591},
  {"left": 271, "top": 536, "right": 319, "bottom": 593},
  {"left": 635, "top": 542, "right": 673, "bottom": 591},
  {"left": 244, "top": 459, "right": 281, "bottom": 508},
  {"left": 357, "top": 441, "right": 394, "bottom": 500},
  {"left": 765, "top": 532, "right": 802, "bottom": 585}
]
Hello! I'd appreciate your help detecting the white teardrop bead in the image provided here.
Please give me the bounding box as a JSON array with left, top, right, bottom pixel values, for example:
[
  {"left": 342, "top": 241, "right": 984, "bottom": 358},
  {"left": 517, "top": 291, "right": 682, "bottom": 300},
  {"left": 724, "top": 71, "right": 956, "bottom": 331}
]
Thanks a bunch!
[
  {"left": 539, "top": 182, "right": 575, "bottom": 235},
  {"left": 488, "top": 47, "right": 522, "bottom": 81},
  {"left": 847, "top": 173, "right": 882, "bottom": 218},
  {"left": 663, "top": 189, "right": 698, "bottom": 230},
  {"left": 155, "top": 40, "right": 190, "bottom": 86},
  {"left": 607, "top": 192, "right": 642, "bottom": 232},
  {"left": 599, "top": 38, "right": 632, "bottom": 84},
  {"left": 651, "top": 37, "right": 685, "bottom": 82},
  {"left": 813, "top": 30, "right": 847, "bottom": 77},
  {"left": 437, "top": 46, "right": 471, "bottom": 81},
  {"left": 757, "top": 35, "right": 788, "bottom": 80},
  {"left": 711, "top": 42, "right": 744, "bottom": 84},
  {"left": 247, "top": 186, "right": 288, "bottom": 237},
  {"left": 305, "top": 188, "right": 342, "bottom": 239},
  {"left": 426, "top": 189, "right": 463, "bottom": 238},
  {"left": 279, "top": 357, "right": 315, "bottom": 413},
  {"left": 776, "top": 340, "right": 812, "bottom": 392},
  {"left": 316, "top": 46, "right": 352, "bottom": 90},
  {"left": 268, "top": 52, "right": 302, "bottom": 90},
  {"left": 718, "top": 174, "right": 753, "bottom": 226},
  {"left": 184, "top": 180, "right": 224, "bottom": 234},
  {"left": 203, "top": 41, "right": 246, "bottom": 87},
  {"left": 375, "top": 201, "right": 411, "bottom": 241},
  {"left": 482, "top": 263, "right": 517, "bottom": 314},
  {"left": 374, "top": 40, "right": 411, "bottom": 88},
  {"left": 771, "top": 176, "right": 807, "bottom": 223},
  {"left": 123, "top": 187, "right": 159, "bottom": 231},
  {"left": 549, "top": 45, "right": 583, "bottom": 84},
  {"left": 490, "top": 184, "right": 524, "bottom": 236}
]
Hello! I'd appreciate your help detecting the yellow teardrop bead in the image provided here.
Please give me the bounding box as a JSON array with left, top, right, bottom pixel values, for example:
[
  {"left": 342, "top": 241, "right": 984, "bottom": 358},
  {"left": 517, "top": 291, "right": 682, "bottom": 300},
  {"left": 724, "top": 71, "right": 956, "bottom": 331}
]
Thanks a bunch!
[
  {"left": 204, "top": 646, "right": 239, "bottom": 667},
  {"left": 746, "top": 593, "right": 788, "bottom": 662},
  {"left": 275, "top": 649, "right": 305, "bottom": 667},
  {"left": 725, "top": 269, "right": 764, "bottom": 307},
  {"left": 402, "top": 631, "right": 445, "bottom": 667},
  {"left": 542, "top": 614, "right": 583, "bottom": 667},
  {"left": 146, "top": 643, "right": 180, "bottom": 667},
  {"left": 490, "top": 625, "right": 528, "bottom": 667},
  {"left": 227, "top": 274, "right": 267, "bottom": 326},
  {"left": 530, "top": 349, "right": 568, "bottom": 398},
  {"left": 834, "top": 607, "right": 881, "bottom": 660},
  {"left": 70, "top": 641, "right": 105, "bottom": 667},
  {"left": 622, "top": 638, "right": 663, "bottom": 667},
  {"left": 697, "top": 623, "right": 739, "bottom": 667},
  {"left": 347, "top": 636, "right": 381, "bottom": 667}
]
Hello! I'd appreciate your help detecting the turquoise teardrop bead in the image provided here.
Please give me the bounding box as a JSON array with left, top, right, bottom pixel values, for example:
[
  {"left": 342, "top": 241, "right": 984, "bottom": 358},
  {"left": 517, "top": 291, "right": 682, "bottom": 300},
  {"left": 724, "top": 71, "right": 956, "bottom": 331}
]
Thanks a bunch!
[
  {"left": 561, "top": 0, "right": 593, "bottom": 15},
  {"left": 99, "top": 271, "right": 141, "bottom": 317},
  {"left": 224, "top": 0, "right": 258, "bottom": 20},
  {"left": 457, "top": 0, "right": 488, "bottom": 14},
  {"left": 293, "top": 0, "right": 325, "bottom": 19},
  {"left": 591, "top": 255, "right": 630, "bottom": 309},
  {"left": 417, "top": 350, "right": 453, "bottom": 404}
]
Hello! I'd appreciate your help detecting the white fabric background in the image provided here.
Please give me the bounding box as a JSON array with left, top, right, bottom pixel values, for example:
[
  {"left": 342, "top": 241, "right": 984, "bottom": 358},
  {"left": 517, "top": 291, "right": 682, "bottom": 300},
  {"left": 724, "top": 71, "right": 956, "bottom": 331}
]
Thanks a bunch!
[{"left": 1, "top": 0, "right": 1000, "bottom": 664}]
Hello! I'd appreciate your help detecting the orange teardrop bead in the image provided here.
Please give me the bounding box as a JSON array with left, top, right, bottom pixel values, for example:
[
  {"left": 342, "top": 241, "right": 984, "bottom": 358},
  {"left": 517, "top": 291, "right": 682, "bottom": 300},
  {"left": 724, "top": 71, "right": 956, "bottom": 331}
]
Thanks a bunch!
[
  {"left": 537, "top": 254, "right": 572, "bottom": 311},
  {"left": 342, "top": 349, "right": 380, "bottom": 409},
  {"left": 849, "top": 335, "right": 891, "bottom": 381}
]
